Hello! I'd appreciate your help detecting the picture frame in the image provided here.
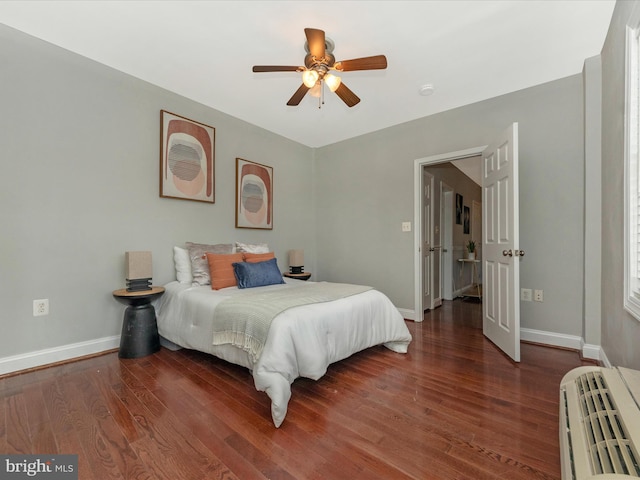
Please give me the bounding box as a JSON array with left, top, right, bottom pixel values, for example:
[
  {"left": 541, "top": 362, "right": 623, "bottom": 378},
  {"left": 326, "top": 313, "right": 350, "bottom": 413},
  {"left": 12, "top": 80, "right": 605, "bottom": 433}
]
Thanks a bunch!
[
  {"left": 456, "top": 194, "right": 463, "bottom": 225},
  {"left": 160, "top": 110, "right": 215, "bottom": 203},
  {"left": 463, "top": 205, "right": 470, "bottom": 234},
  {"left": 236, "top": 158, "right": 273, "bottom": 230}
]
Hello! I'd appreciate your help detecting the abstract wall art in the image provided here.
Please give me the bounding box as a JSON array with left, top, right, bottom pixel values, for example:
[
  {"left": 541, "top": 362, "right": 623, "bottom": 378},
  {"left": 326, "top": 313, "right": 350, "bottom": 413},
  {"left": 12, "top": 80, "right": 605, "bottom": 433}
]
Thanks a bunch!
[
  {"left": 236, "top": 158, "right": 273, "bottom": 230},
  {"left": 160, "top": 110, "right": 215, "bottom": 203},
  {"left": 456, "top": 193, "right": 463, "bottom": 225},
  {"left": 463, "top": 205, "right": 470, "bottom": 234}
]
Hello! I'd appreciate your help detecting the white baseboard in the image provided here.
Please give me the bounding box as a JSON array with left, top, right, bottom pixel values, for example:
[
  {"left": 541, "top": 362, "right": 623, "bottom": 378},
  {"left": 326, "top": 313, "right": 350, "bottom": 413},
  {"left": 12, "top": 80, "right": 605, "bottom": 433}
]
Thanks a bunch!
[
  {"left": 401, "top": 314, "right": 602, "bottom": 359},
  {"left": 521, "top": 328, "right": 608, "bottom": 363},
  {"left": 520, "top": 328, "right": 583, "bottom": 350},
  {"left": 0, "top": 335, "right": 120, "bottom": 376},
  {"left": 581, "top": 343, "right": 603, "bottom": 362},
  {"left": 599, "top": 348, "right": 612, "bottom": 368},
  {"left": 398, "top": 308, "right": 417, "bottom": 321},
  {"left": 1, "top": 327, "right": 605, "bottom": 377}
]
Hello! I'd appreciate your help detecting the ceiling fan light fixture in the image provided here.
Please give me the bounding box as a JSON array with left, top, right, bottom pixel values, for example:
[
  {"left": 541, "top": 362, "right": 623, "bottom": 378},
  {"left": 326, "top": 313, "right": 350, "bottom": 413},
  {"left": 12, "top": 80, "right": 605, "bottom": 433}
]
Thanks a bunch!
[
  {"left": 252, "top": 28, "right": 387, "bottom": 108},
  {"left": 309, "top": 83, "right": 322, "bottom": 98},
  {"left": 324, "top": 73, "right": 341, "bottom": 92},
  {"left": 302, "top": 69, "right": 319, "bottom": 88}
]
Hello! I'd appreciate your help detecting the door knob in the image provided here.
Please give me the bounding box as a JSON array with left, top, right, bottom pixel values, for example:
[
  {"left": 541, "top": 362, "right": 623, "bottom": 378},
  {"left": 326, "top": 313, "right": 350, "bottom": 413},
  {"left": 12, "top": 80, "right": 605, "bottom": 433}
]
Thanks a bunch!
[
  {"left": 514, "top": 249, "right": 525, "bottom": 257},
  {"left": 502, "top": 249, "right": 513, "bottom": 257}
]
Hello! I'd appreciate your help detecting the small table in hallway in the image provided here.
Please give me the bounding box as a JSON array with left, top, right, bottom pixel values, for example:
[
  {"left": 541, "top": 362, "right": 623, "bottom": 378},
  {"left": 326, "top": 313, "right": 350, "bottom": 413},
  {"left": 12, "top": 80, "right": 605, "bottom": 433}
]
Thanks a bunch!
[{"left": 457, "top": 258, "right": 482, "bottom": 299}]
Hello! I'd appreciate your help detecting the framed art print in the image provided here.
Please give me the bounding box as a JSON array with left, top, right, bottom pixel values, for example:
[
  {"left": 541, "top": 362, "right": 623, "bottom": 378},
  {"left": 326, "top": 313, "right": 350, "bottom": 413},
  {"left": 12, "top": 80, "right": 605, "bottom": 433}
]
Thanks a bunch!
[
  {"left": 463, "top": 205, "right": 470, "bottom": 234},
  {"left": 236, "top": 158, "right": 273, "bottom": 230},
  {"left": 456, "top": 193, "right": 463, "bottom": 225},
  {"left": 160, "top": 110, "right": 215, "bottom": 203}
]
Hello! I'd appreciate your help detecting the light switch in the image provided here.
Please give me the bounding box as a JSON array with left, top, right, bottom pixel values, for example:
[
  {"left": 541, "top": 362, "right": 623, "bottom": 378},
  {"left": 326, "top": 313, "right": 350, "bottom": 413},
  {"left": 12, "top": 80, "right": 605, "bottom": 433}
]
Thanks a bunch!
[{"left": 402, "top": 222, "right": 411, "bottom": 232}]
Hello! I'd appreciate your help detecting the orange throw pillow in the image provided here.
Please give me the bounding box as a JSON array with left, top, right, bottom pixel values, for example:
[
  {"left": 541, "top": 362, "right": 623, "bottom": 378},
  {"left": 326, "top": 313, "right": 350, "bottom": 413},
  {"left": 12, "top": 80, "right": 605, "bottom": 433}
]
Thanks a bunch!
[
  {"left": 243, "top": 252, "right": 275, "bottom": 263},
  {"left": 206, "top": 252, "right": 244, "bottom": 290}
]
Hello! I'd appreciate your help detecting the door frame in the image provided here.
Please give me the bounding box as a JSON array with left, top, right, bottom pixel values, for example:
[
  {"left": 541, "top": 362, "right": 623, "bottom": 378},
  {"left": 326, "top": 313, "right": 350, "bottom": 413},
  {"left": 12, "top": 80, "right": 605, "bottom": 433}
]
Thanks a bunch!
[{"left": 413, "top": 146, "right": 487, "bottom": 321}]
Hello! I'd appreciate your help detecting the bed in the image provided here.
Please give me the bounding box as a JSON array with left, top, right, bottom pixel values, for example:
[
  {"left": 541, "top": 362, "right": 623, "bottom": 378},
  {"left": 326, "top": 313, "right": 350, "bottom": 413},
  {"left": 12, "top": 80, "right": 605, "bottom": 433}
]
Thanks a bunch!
[{"left": 153, "top": 243, "right": 412, "bottom": 427}]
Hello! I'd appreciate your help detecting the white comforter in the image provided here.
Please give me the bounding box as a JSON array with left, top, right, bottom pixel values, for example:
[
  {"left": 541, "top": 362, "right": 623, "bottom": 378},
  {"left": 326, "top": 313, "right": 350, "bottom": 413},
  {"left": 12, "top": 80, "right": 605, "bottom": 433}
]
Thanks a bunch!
[{"left": 154, "top": 279, "right": 412, "bottom": 427}]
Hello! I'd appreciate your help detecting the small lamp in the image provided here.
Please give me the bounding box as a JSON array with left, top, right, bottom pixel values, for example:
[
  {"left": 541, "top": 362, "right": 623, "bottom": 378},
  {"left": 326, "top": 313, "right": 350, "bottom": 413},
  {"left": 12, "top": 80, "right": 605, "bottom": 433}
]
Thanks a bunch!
[
  {"left": 288, "top": 249, "right": 304, "bottom": 274},
  {"left": 125, "top": 251, "right": 153, "bottom": 292}
]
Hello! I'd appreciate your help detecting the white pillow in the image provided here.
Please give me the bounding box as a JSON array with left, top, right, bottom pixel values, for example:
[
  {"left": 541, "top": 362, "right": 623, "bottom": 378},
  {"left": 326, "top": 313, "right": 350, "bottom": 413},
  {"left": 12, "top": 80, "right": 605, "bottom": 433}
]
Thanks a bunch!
[
  {"left": 235, "top": 242, "right": 270, "bottom": 254},
  {"left": 173, "top": 246, "right": 192, "bottom": 284}
]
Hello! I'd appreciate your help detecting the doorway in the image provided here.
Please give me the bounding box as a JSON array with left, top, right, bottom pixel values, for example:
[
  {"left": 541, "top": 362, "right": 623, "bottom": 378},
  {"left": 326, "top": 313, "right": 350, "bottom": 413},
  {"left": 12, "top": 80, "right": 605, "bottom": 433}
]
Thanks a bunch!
[
  {"left": 418, "top": 152, "right": 483, "bottom": 313},
  {"left": 414, "top": 124, "right": 522, "bottom": 362},
  {"left": 414, "top": 146, "right": 486, "bottom": 318}
]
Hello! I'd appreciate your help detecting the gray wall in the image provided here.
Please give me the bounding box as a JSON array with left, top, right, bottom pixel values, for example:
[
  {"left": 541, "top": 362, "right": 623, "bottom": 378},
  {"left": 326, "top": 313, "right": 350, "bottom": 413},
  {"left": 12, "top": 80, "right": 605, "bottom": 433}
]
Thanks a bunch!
[
  {"left": 315, "top": 75, "right": 585, "bottom": 335},
  {"left": 601, "top": 1, "right": 640, "bottom": 369},
  {"left": 0, "top": 17, "right": 599, "bottom": 368},
  {"left": 0, "top": 25, "right": 315, "bottom": 359},
  {"left": 583, "top": 55, "right": 603, "bottom": 351}
]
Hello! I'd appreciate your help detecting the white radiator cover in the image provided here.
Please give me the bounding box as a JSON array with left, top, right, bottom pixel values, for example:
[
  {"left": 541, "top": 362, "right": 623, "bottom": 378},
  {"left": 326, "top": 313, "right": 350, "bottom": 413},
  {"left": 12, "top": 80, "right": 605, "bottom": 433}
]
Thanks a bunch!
[{"left": 560, "top": 366, "right": 640, "bottom": 479}]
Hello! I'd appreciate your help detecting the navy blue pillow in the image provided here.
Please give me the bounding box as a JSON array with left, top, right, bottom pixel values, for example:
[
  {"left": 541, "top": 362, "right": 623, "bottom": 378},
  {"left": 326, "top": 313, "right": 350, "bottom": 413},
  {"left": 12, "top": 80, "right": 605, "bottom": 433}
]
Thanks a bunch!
[{"left": 232, "top": 258, "right": 285, "bottom": 289}]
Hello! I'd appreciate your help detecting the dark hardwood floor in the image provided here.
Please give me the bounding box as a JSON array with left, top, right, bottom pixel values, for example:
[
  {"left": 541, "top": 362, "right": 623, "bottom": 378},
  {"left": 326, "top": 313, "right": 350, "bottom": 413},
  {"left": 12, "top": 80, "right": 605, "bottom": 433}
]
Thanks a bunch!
[{"left": 0, "top": 299, "right": 596, "bottom": 479}]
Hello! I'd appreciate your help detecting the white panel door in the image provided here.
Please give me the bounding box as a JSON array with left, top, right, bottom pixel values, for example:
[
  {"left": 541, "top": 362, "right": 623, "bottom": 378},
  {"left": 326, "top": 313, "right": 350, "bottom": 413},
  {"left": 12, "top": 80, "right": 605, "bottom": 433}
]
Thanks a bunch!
[
  {"left": 482, "top": 123, "right": 520, "bottom": 362},
  {"left": 441, "top": 184, "right": 454, "bottom": 300},
  {"left": 432, "top": 180, "right": 442, "bottom": 308},
  {"left": 423, "top": 171, "right": 434, "bottom": 310}
]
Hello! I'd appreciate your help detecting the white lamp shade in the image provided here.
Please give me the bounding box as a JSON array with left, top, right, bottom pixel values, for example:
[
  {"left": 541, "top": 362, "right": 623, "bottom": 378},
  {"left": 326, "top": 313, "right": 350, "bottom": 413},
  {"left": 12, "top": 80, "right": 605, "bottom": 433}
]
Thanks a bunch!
[
  {"left": 324, "top": 73, "right": 342, "bottom": 92},
  {"left": 125, "top": 251, "right": 152, "bottom": 279},
  {"left": 309, "top": 83, "right": 322, "bottom": 98},
  {"left": 288, "top": 249, "right": 304, "bottom": 267},
  {"left": 302, "top": 70, "right": 319, "bottom": 88}
]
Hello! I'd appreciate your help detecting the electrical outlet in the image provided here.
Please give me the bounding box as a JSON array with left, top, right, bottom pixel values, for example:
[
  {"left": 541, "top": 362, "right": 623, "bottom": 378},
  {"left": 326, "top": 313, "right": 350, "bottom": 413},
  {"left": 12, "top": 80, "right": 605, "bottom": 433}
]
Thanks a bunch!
[
  {"left": 534, "top": 289, "right": 544, "bottom": 302},
  {"left": 521, "top": 288, "right": 532, "bottom": 301},
  {"left": 33, "top": 299, "right": 49, "bottom": 316},
  {"left": 402, "top": 222, "right": 411, "bottom": 232}
]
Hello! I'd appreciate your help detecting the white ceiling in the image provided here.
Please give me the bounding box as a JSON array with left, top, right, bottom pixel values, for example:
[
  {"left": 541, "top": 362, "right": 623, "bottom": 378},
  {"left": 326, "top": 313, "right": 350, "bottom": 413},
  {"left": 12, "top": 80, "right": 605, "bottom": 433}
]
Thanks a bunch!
[{"left": 0, "top": 1, "right": 615, "bottom": 148}]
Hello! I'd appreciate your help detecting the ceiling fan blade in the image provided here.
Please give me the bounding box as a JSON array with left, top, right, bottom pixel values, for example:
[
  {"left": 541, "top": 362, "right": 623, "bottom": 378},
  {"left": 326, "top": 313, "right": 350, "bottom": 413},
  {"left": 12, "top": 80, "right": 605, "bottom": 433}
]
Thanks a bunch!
[
  {"left": 334, "top": 55, "right": 388, "bottom": 72},
  {"left": 287, "top": 83, "right": 310, "bottom": 106},
  {"left": 305, "top": 28, "right": 326, "bottom": 60},
  {"left": 334, "top": 82, "right": 361, "bottom": 107},
  {"left": 253, "top": 65, "right": 302, "bottom": 73}
]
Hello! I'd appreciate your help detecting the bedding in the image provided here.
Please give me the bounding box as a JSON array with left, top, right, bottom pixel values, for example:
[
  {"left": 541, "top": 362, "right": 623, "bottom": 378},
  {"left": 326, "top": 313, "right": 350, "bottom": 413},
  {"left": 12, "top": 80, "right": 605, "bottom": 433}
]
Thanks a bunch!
[
  {"left": 173, "top": 246, "right": 193, "bottom": 284},
  {"left": 212, "top": 281, "right": 372, "bottom": 361},
  {"left": 235, "top": 242, "right": 270, "bottom": 254},
  {"left": 154, "top": 279, "right": 412, "bottom": 427},
  {"left": 185, "top": 241, "right": 234, "bottom": 286},
  {"left": 231, "top": 257, "right": 284, "bottom": 289},
  {"left": 205, "top": 252, "right": 245, "bottom": 290}
]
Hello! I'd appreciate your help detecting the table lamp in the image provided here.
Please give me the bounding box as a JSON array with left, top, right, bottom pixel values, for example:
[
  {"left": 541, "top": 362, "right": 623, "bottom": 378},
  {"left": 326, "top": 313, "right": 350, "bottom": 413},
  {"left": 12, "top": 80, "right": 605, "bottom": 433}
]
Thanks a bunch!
[
  {"left": 288, "top": 249, "right": 304, "bottom": 274},
  {"left": 125, "top": 251, "right": 153, "bottom": 291}
]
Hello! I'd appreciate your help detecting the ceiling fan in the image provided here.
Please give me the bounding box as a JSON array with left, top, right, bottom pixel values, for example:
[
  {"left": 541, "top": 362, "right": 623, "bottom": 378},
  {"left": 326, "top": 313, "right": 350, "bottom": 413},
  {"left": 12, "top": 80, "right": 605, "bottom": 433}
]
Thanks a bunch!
[{"left": 252, "top": 28, "right": 387, "bottom": 108}]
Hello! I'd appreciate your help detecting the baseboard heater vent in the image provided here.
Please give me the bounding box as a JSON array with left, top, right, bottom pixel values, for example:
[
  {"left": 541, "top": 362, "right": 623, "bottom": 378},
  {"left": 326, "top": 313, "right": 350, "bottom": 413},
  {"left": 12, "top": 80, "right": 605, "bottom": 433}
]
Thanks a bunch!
[{"left": 560, "top": 366, "right": 640, "bottom": 479}]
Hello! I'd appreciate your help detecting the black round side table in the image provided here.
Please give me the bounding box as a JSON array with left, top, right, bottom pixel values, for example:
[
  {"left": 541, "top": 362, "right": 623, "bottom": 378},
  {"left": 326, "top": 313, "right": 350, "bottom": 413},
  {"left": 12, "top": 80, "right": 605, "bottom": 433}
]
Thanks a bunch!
[
  {"left": 112, "top": 286, "right": 165, "bottom": 359},
  {"left": 283, "top": 272, "right": 312, "bottom": 281}
]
